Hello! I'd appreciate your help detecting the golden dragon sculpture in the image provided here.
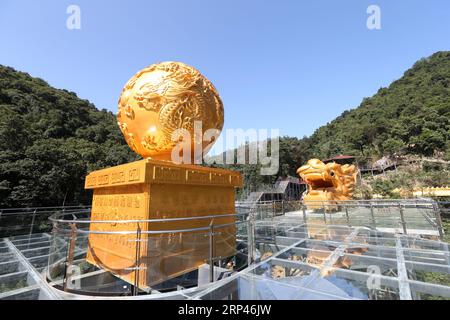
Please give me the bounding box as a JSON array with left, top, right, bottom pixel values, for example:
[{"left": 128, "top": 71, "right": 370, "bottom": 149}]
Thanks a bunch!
[{"left": 297, "top": 159, "right": 358, "bottom": 210}]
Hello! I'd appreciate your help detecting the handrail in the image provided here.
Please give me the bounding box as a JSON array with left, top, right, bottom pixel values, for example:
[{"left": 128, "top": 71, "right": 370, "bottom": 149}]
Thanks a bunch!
[
  {"left": 49, "top": 211, "right": 251, "bottom": 225},
  {"left": 53, "top": 220, "right": 247, "bottom": 236},
  {"left": 0, "top": 208, "right": 90, "bottom": 217},
  {"left": 0, "top": 205, "right": 90, "bottom": 211},
  {"left": 1, "top": 199, "right": 446, "bottom": 240},
  {"left": 0, "top": 199, "right": 440, "bottom": 213},
  {"left": 49, "top": 209, "right": 251, "bottom": 236}
]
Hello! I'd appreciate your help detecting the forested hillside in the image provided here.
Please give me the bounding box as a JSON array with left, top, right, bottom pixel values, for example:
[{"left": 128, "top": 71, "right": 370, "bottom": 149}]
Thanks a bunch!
[
  {"left": 0, "top": 51, "right": 448, "bottom": 207},
  {"left": 0, "top": 66, "right": 139, "bottom": 207},
  {"left": 213, "top": 51, "right": 450, "bottom": 195},
  {"left": 309, "top": 51, "right": 449, "bottom": 159}
]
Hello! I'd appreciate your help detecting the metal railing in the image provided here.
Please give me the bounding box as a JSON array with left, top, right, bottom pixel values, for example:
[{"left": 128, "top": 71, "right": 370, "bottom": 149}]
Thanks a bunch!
[
  {"left": 0, "top": 206, "right": 91, "bottom": 238},
  {"left": 0, "top": 199, "right": 446, "bottom": 240},
  {"left": 45, "top": 209, "right": 255, "bottom": 296},
  {"left": 0, "top": 199, "right": 447, "bottom": 299},
  {"left": 237, "top": 199, "right": 445, "bottom": 240}
]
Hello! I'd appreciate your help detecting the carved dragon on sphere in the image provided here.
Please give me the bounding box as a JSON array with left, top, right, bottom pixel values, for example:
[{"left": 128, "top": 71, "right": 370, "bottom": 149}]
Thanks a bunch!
[
  {"left": 117, "top": 62, "right": 224, "bottom": 160},
  {"left": 297, "top": 159, "right": 358, "bottom": 210}
]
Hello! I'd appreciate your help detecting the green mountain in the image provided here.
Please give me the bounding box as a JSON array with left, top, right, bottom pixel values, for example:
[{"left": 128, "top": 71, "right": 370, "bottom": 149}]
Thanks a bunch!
[
  {"left": 211, "top": 51, "right": 450, "bottom": 195},
  {"left": 309, "top": 51, "right": 450, "bottom": 159},
  {"left": 0, "top": 66, "right": 139, "bottom": 207},
  {"left": 0, "top": 51, "right": 448, "bottom": 207}
]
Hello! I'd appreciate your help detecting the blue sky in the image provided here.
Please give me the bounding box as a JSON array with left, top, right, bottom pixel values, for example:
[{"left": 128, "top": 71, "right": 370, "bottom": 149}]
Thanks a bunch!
[{"left": 0, "top": 1, "right": 449, "bottom": 149}]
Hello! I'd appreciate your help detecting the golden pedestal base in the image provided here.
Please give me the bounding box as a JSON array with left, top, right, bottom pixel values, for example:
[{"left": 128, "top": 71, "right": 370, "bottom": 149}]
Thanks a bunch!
[{"left": 84, "top": 159, "right": 242, "bottom": 289}]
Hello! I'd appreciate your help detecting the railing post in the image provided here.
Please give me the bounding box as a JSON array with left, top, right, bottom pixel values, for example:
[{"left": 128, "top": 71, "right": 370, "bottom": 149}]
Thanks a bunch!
[
  {"left": 63, "top": 222, "right": 77, "bottom": 292},
  {"left": 322, "top": 202, "right": 327, "bottom": 224},
  {"left": 370, "top": 203, "right": 376, "bottom": 228},
  {"left": 345, "top": 206, "right": 350, "bottom": 227},
  {"left": 29, "top": 209, "right": 37, "bottom": 240},
  {"left": 209, "top": 221, "right": 215, "bottom": 283},
  {"left": 133, "top": 224, "right": 142, "bottom": 296},
  {"left": 247, "top": 214, "right": 254, "bottom": 267},
  {"left": 272, "top": 201, "right": 276, "bottom": 218},
  {"left": 432, "top": 203, "right": 444, "bottom": 241},
  {"left": 399, "top": 203, "right": 407, "bottom": 235},
  {"left": 302, "top": 204, "right": 307, "bottom": 224}
]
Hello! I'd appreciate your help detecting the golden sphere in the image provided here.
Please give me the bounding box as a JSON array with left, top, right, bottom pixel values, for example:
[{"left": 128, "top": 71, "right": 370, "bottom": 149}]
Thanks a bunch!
[{"left": 117, "top": 62, "right": 224, "bottom": 161}]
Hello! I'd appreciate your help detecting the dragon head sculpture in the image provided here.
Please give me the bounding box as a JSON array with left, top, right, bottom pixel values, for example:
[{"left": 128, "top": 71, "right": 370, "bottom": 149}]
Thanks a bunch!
[{"left": 297, "top": 159, "right": 358, "bottom": 210}]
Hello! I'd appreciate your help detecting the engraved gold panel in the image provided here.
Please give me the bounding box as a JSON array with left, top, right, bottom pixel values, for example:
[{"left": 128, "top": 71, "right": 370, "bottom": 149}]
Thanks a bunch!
[{"left": 85, "top": 159, "right": 242, "bottom": 288}]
